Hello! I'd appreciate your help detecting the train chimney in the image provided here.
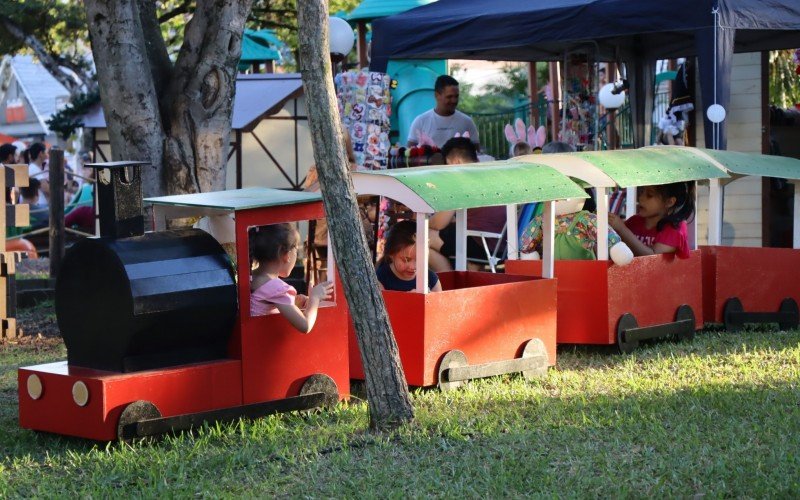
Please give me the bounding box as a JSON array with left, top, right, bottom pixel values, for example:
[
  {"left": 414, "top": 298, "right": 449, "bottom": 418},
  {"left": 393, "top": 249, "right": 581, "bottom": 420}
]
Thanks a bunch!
[{"left": 85, "top": 161, "right": 149, "bottom": 238}]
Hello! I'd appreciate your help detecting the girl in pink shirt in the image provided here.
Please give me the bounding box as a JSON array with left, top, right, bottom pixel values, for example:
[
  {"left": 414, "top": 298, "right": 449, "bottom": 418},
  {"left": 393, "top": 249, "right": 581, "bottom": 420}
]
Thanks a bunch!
[
  {"left": 609, "top": 181, "right": 694, "bottom": 259},
  {"left": 250, "top": 223, "right": 333, "bottom": 333}
]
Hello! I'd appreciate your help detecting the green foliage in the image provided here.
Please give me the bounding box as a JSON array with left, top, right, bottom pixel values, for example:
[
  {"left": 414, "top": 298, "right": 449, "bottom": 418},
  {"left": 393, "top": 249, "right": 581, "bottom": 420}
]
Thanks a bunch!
[
  {"left": 0, "top": 0, "right": 88, "bottom": 68},
  {"left": 45, "top": 91, "right": 100, "bottom": 141},
  {"left": 2, "top": 329, "right": 800, "bottom": 496},
  {"left": 457, "top": 62, "right": 548, "bottom": 115},
  {"left": 769, "top": 49, "right": 800, "bottom": 108}
]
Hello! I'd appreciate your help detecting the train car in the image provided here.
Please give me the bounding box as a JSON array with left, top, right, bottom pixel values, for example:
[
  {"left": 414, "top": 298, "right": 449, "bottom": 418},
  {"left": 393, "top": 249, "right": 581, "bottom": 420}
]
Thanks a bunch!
[
  {"left": 18, "top": 162, "right": 347, "bottom": 441},
  {"left": 506, "top": 148, "right": 729, "bottom": 352},
  {"left": 694, "top": 147, "right": 800, "bottom": 331},
  {"left": 350, "top": 161, "right": 589, "bottom": 389}
]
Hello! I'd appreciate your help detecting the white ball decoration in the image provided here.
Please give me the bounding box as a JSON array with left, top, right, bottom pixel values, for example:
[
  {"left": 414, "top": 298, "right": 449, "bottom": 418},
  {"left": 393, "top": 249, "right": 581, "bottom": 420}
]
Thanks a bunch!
[
  {"left": 328, "top": 17, "right": 355, "bottom": 57},
  {"left": 598, "top": 83, "right": 626, "bottom": 109},
  {"left": 706, "top": 104, "right": 727, "bottom": 124}
]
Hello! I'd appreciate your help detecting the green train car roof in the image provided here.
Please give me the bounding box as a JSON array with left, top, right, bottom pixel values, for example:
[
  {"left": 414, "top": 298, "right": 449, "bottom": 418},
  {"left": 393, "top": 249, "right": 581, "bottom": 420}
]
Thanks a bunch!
[
  {"left": 517, "top": 147, "right": 730, "bottom": 188},
  {"left": 688, "top": 147, "right": 800, "bottom": 180},
  {"left": 351, "top": 161, "right": 588, "bottom": 213},
  {"left": 145, "top": 187, "right": 321, "bottom": 211}
]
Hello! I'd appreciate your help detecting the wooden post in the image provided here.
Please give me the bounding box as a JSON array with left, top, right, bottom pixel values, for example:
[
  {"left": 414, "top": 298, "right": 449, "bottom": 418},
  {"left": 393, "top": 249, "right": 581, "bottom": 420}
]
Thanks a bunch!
[
  {"left": 1, "top": 163, "right": 29, "bottom": 338},
  {"left": 528, "top": 62, "right": 539, "bottom": 127},
  {"left": 49, "top": 148, "right": 65, "bottom": 278}
]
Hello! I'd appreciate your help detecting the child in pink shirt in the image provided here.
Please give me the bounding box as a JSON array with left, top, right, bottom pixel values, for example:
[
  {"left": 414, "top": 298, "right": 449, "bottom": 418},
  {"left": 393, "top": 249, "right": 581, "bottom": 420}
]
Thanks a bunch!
[
  {"left": 609, "top": 181, "right": 694, "bottom": 259},
  {"left": 250, "top": 223, "right": 333, "bottom": 333}
]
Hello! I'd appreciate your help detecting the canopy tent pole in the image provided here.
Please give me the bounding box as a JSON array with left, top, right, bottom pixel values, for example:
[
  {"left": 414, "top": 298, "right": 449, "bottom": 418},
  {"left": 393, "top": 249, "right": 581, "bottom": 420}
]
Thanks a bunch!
[
  {"left": 561, "top": 51, "right": 569, "bottom": 140},
  {"left": 626, "top": 187, "right": 636, "bottom": 219},
  {"left": 455, "top": 209, "right": 467, "bottom": 271},
  {"left": 416, "top": 213, "right": 430, "bottom": 293},
  {"left": 549, "top": 62, "right": 561, "bottom": 141}
]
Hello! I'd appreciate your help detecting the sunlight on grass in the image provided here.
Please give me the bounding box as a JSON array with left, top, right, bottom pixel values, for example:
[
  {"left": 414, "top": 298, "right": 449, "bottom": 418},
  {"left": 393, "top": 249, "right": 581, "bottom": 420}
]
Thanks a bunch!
[{"left": 1, "top": 330, "right": 799, "bottom": 496}]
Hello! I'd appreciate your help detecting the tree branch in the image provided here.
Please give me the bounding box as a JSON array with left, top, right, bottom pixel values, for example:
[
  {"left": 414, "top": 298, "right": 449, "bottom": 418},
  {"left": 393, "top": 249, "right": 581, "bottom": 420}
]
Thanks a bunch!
[
  {"left": 158, "top": 0, "right": 193, "bottom": 24},
  {"left": 0, "top": 14, "right": 84, "bottom": 97},
  {"left": 137, "top": 0, "right": 174, "bottom": 100}
]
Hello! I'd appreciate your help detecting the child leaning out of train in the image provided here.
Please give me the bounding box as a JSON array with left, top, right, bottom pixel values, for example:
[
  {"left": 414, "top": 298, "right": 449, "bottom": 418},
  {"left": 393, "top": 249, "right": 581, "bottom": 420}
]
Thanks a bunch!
[
  {"left": 250, "top": 223, "right": 333, "bottom": 333},
  {"left": 376, "top": 219, "right": 442, "bottom": 292},
  {"left": 608, "top": 181, "right": 694, "bottom": 259}
]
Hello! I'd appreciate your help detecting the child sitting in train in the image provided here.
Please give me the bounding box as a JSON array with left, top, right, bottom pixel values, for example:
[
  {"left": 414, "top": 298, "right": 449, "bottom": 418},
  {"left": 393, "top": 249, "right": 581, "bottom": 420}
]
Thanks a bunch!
[
  {"left": 376, "top": 219, "right": 442, "bottom": 292},
  {"left": 608, "top": 181, "right": 695, "bottom": 259},
  {"left": 250, "top": 223, "right": 333, "bottom": 332}
]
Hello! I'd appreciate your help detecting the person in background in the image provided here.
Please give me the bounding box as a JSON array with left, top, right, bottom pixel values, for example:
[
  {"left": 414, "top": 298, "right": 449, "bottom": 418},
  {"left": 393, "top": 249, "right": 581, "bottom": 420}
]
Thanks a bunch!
[
  {"left": 0, "top": 143, "right": 18, "bottom": 164},
  {"left": 407, "top": 75, "right": 479, "bottom": 149},
  {"left": 249, "top": 223, "right": 333, "bottom": 333},
  {"left": 376, "top": 219, "right": 441, "bottom": 292},
  {"left": 24, "top": 142, "right": 49, "bottom": 206},
  {"left": 18, "top": 178, "right": 49, "bottom": 230}
]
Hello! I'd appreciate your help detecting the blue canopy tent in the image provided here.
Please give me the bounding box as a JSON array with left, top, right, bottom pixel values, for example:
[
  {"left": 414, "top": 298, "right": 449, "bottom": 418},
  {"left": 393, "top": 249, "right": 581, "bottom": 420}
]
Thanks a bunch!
[{"left": 371, "top": 0, "right": 800, "bottom": 150}]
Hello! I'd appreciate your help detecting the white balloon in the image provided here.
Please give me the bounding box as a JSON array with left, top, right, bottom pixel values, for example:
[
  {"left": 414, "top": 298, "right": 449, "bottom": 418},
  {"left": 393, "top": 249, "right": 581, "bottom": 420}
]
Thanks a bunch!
[
  {"left": 706, "top": 104, "right": 727, "bottom": 123},
  {"left": 598, "top": 83, "right": 626, "bottom": 109},
  {"left": 328, "top": 17, "right": 355, "bottom": 57}
]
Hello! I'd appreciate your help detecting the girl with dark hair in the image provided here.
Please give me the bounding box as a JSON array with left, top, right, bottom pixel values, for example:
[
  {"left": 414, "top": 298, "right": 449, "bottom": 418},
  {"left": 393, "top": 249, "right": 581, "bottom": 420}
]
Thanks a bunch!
[
  {"left": 609, "top": 181, "right": 695, "bottom": 259},
  {"left": 250, "top": 223, "right": 333, "bottom": 332},
  {"left": 376, "top": 220, "right": 442, "bottom": 292}
]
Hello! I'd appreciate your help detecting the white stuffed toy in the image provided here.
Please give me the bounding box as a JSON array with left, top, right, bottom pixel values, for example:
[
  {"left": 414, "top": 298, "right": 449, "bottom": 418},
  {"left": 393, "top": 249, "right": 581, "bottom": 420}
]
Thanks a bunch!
[
  {"left": 519, "top": 198, "right": 634, "bottom": 266},
  {"left": 505, "top": 118, "right": 546, "bottom": 157}
]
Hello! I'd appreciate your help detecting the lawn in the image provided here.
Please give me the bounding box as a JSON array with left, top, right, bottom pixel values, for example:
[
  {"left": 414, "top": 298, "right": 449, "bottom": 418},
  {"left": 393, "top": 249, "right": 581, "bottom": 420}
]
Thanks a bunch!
[{"left": 1, "top": 328, "right": 799, "bottom": 497}]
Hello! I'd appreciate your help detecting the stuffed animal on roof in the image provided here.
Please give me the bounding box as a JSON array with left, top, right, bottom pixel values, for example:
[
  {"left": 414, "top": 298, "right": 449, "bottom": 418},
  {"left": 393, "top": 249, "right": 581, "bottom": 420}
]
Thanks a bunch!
[{"left": 520, "top": 198, "right": 633, "bottom": 266}]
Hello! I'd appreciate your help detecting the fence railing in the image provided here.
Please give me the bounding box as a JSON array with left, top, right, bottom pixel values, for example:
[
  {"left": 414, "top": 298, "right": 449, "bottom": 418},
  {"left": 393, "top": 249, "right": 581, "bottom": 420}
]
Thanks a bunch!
[{"left": 471, "top": 96, "right": 549, "bottom": 160}]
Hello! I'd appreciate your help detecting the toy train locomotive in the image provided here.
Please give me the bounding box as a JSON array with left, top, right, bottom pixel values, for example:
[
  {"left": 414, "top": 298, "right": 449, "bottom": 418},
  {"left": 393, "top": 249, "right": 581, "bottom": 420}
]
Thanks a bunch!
[
  {"left": 18, "top": 162, "right": 347, "bottom": 441},
  {"left": 17, "top": 146, "right": 800, "bottom": 441}
]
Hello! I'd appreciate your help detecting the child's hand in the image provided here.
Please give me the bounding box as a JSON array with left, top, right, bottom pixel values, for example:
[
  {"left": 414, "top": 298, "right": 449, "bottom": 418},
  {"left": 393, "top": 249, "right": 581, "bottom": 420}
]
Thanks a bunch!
[
  {"left": 309, "top": 281, "right": 334, "bottom": 302},
  {"left": 608, "top": 213, "right": 625, "bottom": 232},
  {"left": 295, "top": 294, "right": 308, "bottom": 309}
]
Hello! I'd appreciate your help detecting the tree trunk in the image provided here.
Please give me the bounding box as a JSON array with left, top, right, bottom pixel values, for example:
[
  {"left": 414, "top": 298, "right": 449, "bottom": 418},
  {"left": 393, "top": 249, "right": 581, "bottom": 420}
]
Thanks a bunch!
[
  {"left": 85, "top": 0, "right": 251, "bottom": 198},
  {"left": 85, "top": 0, "right": 165, "bottom": 198},
  {"left": 163, "top": 0, "right": 252, "bottom": 195},
  {"left": 296, "top": 0, "right": 414, "bottom": 431}
]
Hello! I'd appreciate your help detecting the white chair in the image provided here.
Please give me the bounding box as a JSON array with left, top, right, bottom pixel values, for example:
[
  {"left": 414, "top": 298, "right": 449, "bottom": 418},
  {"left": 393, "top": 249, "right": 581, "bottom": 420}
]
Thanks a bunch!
[{"left": 464, "top": 223, "right": 507, "bottom": 273}]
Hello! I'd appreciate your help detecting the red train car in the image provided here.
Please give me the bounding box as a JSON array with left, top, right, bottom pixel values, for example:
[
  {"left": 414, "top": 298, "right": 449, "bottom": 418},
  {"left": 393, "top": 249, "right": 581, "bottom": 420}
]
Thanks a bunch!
[
  {"left": 350, "top": 161, "right": 588, "bottom": 387},
  {"left": 507, "top": 148, "right": 728, "bottom": 352}
]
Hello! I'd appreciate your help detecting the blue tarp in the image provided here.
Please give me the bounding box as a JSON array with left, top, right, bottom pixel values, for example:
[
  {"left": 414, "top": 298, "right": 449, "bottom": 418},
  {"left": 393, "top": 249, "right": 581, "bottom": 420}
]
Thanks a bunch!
[{"left": 371, "top": 0, "right": 800, "bottom": 149}]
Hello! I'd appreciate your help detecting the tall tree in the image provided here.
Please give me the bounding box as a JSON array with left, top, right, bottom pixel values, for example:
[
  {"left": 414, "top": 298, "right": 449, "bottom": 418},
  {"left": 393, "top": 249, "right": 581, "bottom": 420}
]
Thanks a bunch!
[
  {"left": 84, "top": 0, "right": 252, "bottom": 197},
  {"left": 297, "top": 0, "right": 414, "bottom": 431}
]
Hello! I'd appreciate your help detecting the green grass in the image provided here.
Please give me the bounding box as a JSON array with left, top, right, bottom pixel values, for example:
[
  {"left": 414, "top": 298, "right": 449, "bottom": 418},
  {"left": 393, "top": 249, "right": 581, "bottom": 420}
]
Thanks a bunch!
[{"left": 1, "top": 330, "right": 799, "bottom": 497}]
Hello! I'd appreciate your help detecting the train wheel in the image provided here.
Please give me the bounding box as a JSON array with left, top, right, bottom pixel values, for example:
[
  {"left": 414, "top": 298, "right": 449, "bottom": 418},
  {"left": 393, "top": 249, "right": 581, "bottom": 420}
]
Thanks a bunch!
[
  {"left": 520, "top": 339, "right": 549, "bottom": 380},
  {"left": 437, "top": 350, "right": 468, "bottom": 391},
  {"left": 616, "top": 313, "right": 639, "bottom": 354},
  {"left": 300, "top": 374, "right": 339, "bottom": 408},
  {"left": 723, "top": 298, "right": 744, "bottom": 332},
  {"left": 778, "top": 298, "right": 800, "bottom": 331},
  {"left": 117, "top": 400, "right": 161, "bottom": 441},
  {"left": 675, "top": 305, "right": 696, "bottom": 341}
]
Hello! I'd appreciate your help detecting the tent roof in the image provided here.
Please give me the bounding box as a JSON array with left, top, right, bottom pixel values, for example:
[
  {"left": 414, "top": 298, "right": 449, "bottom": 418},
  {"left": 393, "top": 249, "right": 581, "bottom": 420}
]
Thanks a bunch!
[
  {"left": 240, "top": 30, "right": 282, "bottom": 64},
  {"left": 82, "top": 73, "right": 303, "bottom": 132},
  {"left": 371, "top": 0, "right": 800, "bottom": 70},
  {"left": 347, "top": 0, "right": 437, "bottom": 22}
]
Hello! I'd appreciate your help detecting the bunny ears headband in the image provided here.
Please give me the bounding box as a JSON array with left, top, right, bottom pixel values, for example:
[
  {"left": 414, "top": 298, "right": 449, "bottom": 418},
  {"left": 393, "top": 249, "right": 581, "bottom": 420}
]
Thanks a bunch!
[{"left": 505, "top": 118, "right": 546, "bottom": 155}]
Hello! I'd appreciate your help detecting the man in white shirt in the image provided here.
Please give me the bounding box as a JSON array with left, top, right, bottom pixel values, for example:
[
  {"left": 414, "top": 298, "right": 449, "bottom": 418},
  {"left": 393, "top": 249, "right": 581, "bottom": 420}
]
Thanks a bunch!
[{"left": 407, "top": 75, "right": 479, "bottom": 149}]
